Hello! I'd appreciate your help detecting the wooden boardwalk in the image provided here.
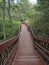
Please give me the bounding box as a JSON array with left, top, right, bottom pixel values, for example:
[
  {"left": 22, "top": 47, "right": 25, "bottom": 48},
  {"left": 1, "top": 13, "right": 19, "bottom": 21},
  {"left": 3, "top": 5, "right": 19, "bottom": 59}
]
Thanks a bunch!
[{"left": 12, "top": 24, "right": 46, "bottom": 65}]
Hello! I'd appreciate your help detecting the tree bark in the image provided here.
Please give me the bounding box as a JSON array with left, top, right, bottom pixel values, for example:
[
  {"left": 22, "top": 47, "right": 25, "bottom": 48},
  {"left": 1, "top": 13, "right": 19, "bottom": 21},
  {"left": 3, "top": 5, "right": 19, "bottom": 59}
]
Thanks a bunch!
[
  {"left": 8, "top": 0, "right": 14, "bottom": 36},
  {"left": 2, "top": 0, "right": 6, "bottom": 40}
]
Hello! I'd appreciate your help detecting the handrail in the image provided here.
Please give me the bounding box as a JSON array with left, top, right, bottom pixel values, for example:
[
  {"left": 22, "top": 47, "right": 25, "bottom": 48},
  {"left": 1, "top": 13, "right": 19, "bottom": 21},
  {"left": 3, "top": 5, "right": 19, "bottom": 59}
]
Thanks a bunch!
[
  {"left": 28, "top": 25, "right": 49, "bottom": 64},
  {"left": 0, "top": 36, "right": 18, "bottom": 54},
  {"left": 21, "top": 22, "right": 49, "bottom": 44},
  {"left": 0, "top": 26, "right": 21, "bottom": 65},
  {"left": 29, "top": 26, "right": 49, "bottom": 44}
]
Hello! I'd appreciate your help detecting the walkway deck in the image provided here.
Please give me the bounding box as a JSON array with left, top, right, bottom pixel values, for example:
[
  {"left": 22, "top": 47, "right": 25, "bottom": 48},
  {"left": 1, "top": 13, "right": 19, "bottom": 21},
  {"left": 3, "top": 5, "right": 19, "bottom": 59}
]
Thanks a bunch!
[{"left": 12, "top": 24, "right": 46, "bottom": 65}]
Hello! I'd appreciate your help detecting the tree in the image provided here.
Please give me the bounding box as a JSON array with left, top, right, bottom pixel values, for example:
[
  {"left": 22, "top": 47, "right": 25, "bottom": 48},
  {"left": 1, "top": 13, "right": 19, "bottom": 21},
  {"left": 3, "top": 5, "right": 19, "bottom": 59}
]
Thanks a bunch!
[
  {"left": 2, "top": 0, "right": 6, "bottom": 40},
  {"left": 8, "top": 0, "right": 14, "bottom": 36},
  {"left": 29, "top": 0, "right": 49, "bottom": 38}
]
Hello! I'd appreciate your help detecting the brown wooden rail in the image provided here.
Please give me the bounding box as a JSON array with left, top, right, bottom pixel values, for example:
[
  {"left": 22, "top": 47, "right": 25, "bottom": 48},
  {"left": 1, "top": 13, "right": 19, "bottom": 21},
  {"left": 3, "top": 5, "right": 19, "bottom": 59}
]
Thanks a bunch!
[
  {"left": 28, "top": 25, "right": 49, "bottom": 65},
  {"left": 0, "top": 26, "right": 21, "bottom": 65},
  {"left": 0, "top": 22, "right": 49, "bottom": 65}
]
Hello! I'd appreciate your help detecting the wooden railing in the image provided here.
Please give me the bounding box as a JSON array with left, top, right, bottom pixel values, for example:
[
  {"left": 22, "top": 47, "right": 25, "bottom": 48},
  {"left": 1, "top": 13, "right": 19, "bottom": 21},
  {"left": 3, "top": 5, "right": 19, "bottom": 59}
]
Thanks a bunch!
[
  {"left": 0, "top": 26, "right": 21, "bottom": 65},
  {"left": 28, "top": 25, "right": 49, "bottom": 65}
]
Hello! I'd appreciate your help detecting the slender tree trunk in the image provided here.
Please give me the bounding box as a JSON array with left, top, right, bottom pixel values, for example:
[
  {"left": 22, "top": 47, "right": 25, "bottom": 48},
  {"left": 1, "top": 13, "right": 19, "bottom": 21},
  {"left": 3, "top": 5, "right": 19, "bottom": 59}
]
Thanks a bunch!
[
  {"left": 8, "top": 0, "right": 14, "bottom": 36},
  {"left": 2, "top": 0, "right": 6, "bottom": 40}
]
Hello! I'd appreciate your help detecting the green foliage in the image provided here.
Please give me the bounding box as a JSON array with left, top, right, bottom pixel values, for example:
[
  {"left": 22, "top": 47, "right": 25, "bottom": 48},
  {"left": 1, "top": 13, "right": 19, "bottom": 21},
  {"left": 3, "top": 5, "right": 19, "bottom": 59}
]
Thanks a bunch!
[
  {"left": 0, "top": 0, "right": 21, "bottom": 42},
  {"left": 28, "top": 0, "right": 49, "bottom": 38},
  {"left": 0, "top": 19, "right": 20, "bottom": 41},
  {"left": 0, "top": 0, "right": 3, "bottom": 3},
  {"left": 0, "top": 0, "right": 49, "bottom": 42}
]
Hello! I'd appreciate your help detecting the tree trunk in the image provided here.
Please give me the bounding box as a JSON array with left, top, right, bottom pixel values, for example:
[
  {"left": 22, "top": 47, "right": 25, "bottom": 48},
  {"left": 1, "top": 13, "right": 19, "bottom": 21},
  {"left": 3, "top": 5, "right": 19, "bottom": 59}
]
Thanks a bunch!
[
  {"left": 2, "top": 0, "right": 6, "bottom": 40},
  {"left": 8, "top": 0, "right": 14, "bottom": 37}
]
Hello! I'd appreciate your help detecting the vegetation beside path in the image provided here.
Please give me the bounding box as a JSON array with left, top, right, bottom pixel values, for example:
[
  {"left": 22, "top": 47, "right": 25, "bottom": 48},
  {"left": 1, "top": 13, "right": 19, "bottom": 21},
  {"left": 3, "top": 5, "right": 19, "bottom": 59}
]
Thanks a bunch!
[{"left": 0, "top": 0, "right": 49, "bottom": 43}]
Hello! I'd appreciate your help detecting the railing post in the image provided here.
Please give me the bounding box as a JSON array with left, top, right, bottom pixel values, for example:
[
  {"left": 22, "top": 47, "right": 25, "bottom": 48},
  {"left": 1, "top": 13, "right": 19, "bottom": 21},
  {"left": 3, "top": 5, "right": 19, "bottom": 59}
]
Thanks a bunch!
[
  {"left": 0, "top": 25, "right": 20, "bottom": 65},
  {"left": 0, "top": 54, "right": 3, "bottom": 65}
]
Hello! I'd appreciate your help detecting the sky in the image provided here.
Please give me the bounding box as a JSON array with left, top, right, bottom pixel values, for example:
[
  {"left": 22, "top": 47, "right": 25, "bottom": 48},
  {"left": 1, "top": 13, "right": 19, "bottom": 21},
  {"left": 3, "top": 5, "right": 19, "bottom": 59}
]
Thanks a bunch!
[
  {"left": 14, "top": 0, "right": 37, "bottom": 4},
  {"left": 29, "top": 0, "right": 37, "bottom": 4}
]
